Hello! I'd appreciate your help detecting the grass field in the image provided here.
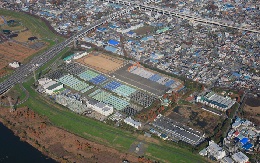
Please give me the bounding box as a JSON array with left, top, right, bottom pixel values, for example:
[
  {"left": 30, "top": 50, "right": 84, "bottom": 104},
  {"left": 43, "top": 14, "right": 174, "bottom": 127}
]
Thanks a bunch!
[
  {"left": 0, "top": 9, "right": 63, "bottom": 41},
  {"left": 13, "top": 30, "right": 34, "bottom": 42}
]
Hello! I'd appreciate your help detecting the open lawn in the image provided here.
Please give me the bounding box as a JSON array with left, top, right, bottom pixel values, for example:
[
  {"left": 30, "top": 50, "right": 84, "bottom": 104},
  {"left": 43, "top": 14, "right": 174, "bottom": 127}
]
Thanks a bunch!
[
  {"left": 0, "top": 9, "right": 63, "bottom": 41},
  {"left": 146, "top": 144, "right": 206, "bottom": 163},
  {"left": 0, "top": 22, "right": 25, "bottom": 31},
  {"left": 76, "top": 53, "right": 124, "bottom": 74}
]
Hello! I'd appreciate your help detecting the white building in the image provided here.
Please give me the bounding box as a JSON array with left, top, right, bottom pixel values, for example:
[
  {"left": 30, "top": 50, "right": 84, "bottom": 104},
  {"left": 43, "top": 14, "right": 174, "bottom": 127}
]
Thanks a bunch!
[
  {"left": 221, "top": 157, "right": 234, "bottom": 163},
  {"left": 38, "top": 78, "right": 63, "bottom": 94},
  {"left": 92, "top": 102, "right": 113, "bottom": 116},
  {"left": 124, "top": 117, "right": 142, "bottom": 129},
  {"left": 232, "top": 152, "right": 249, "bottom": 163},
  {"left": 206, "top": 140, "right": 226, "bottom": 160},
  {"left": 45, "top": 83, "right": 63, "bottom": 95},
  {"left": 9, "top": 61, "right": 20, "bottom": 68},
  {"left": 42, "top": 80, "right": 57, "bottom": 89},
  {"left": 196, "top": 92, "right": 236, "bottom": 111},
  {"left": 38, "top": 78, "right": 52, "bottom": 86},
  {"left": 73, "top": 52, "right": 88, "bottom": 60}
]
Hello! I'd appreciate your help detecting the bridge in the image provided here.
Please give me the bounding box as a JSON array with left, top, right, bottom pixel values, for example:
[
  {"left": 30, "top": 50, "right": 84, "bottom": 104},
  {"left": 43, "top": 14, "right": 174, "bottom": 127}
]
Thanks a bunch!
[
  {"left": 102, "top": 0, "right": 260, "bottom": 34},
  {"left": 0, "top": 7, "right": 133, "bottom": 95}
]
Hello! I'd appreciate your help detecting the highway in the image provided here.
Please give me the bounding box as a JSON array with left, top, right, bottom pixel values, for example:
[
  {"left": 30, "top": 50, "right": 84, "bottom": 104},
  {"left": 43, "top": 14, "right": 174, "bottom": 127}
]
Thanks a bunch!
[
  {"left": 0, "top": 7, "right": 133, "bottom": 95},
  {"left": 102, "top": 0, "right": 260, "bottom": 34}
]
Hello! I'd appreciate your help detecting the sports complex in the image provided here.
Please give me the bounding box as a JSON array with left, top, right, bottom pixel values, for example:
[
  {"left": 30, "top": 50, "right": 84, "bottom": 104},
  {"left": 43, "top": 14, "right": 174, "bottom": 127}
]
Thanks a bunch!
[{"left": 46, "top": 52, "right": 183, "bottom": 116}]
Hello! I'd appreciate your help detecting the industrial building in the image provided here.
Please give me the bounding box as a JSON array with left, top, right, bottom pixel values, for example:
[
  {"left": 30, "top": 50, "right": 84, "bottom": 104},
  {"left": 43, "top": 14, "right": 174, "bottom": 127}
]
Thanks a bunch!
[
  {"left": 38, "top": 78, "right": 64, "bottom": 94},
  {"left": 196, "top": 92, "right": 236, "bottom": 111},
  {"left": 152, "top": 114, "right": 204, "bottom": 146},
  {"left": 45, "top": 82, "right": 64, "bottom": 95},
  {"left": 231, "top": 152, "right": 249, "bottom": 163},
  {"left": 124, "top": 117, "right": 142, "bottom": 129},
  {"left": 91, "top": 102, "right": 113, "bottom": 116},
  {"left": 206, "top": 140, "right": 226, "bottom": 160}
]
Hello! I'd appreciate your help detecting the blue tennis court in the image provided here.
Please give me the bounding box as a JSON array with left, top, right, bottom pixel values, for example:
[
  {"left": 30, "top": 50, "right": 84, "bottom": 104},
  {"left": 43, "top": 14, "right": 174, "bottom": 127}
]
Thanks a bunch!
[
  {"left": 104, "top": 81, "right": 121, "bottom": 90},
  {"left": 165, "top": 80, "right": 175, "bottom": 87},
  {"left": 149, "top": 74, "right": 162, "bottom": 82},
  {"left": 89, "top": 74, "right": 107, "bottom": 85}
]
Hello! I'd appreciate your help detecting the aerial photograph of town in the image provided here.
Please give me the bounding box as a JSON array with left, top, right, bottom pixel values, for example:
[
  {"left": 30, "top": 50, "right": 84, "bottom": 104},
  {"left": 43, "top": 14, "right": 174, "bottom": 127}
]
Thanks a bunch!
[{"left": 0, "top": 0, "right": 259, "bottom": 163}]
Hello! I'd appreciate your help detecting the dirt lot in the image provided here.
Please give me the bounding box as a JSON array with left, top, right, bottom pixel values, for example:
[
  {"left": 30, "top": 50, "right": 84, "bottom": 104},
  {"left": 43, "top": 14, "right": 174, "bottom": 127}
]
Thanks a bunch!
[
  {"left": 13, "top": 30, "right": 35, "bottom": 42},
  {"left": 0, "top": 107, "right": 139, "bottom": 163},
  {"left": 0, "top": 41, "right": 36, "bottom": 69},
  {"left": 243, "top": 97, "right": 260, "bottom": 126},
  {"left": 167, "top": 105, "right": 221, "bottom": 135},
  {"left": 134, "top": 26, "right": 154, "bottom": 35},
  {"left": 76, "top": 53, "right": 125, "bottom": 74}
]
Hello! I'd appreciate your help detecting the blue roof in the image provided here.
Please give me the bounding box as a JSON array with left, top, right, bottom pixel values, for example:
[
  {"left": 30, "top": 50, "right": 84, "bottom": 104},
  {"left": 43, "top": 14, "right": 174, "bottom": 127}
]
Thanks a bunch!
[
  {"left": 63, "top": 54, "right": 74, "bottom": 61},
  {"left": 242, "top": 143, "right": 253, "bottom": 150},
  {"left": 127, "top": 31, "right": 134, "bottom": 35},
  {"left": 240, "top": 138, "right": 249, "bottom": 145},
  {"left": 233, "top": 72, "right": 241, "bottom": 78},
  {"left": 109, "top": 25, "right": 118, "bottom": 29},
  {"left": 97, "top": 27, "right": 107, "bottom": 32},
  {"left": 108, "top": 40, "right": 119, "bottom": 46},
  {"left": 141, "top": 36, "right": 153, "bottom": 42},
  {"left": 234, "top": 137, "right": 240, "bottom": 143},
  {"left": 160, "top": 133, "right": 167, "bottom": 138}
]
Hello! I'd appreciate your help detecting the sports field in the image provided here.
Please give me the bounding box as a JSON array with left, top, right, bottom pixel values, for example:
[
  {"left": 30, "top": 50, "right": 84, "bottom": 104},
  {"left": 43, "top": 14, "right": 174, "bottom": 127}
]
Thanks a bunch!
[
  {"left": 0, "top": 41, "right": 36, "bottom": 69},
  {"left": 76, "top": 53, "right": 124, "bottom": 74}
]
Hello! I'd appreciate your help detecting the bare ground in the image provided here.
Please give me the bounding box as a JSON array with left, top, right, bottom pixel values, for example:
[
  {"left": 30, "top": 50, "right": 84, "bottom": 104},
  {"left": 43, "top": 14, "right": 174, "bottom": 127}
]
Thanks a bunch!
[
  {"left": 76, "top": 53, "right": 124, "bottom": 74},
  {"left": 0, "top": 41, "right": 36, "bottom": 69}
]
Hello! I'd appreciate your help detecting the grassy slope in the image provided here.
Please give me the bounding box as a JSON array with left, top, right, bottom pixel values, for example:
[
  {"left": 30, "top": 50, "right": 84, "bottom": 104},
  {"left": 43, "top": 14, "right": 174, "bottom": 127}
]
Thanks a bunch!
[{"left": 0, "top": 9, "right": 63, "bottom": 41}]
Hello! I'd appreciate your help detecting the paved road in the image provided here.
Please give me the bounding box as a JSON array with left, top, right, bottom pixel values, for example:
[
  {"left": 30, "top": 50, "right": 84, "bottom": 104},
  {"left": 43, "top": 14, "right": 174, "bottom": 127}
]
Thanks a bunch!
[
  {"left": 0, "top": 7, "right": 133, "bottom": 95},
  {"left": 103, "top": 0, "right": 260, "bottom": 34}
]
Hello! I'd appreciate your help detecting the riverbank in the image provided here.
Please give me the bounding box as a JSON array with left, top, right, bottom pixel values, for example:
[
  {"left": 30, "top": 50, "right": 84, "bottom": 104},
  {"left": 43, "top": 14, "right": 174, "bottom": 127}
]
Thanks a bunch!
[
  {"left": 0, "top": 107, "right": 139, "bottom": 163},
  {"left": 0, "top": 122, "right": 55, "bottom": 163}
]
